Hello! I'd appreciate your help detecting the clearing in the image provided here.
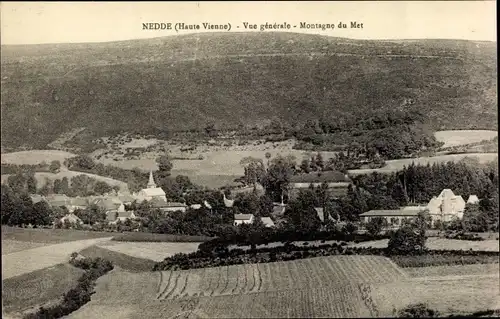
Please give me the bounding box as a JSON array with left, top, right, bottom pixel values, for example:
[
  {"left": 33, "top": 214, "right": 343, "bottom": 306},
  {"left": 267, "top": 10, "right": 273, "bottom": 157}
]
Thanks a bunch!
[
  {"left": 348, "top": 153, "right": 498, "bottom": 175},
  {"left": 0, "top": 150, "right": 77, "bottom": 165},
  {"left": 2, "top": 237, "right": 112, "bottom": 279},
  {"left": 79, "top": 245, "right": 157, "bottom": 272},
  {"left": 68, "top": 254, "right": 499, "bottom": 318},
  {"left": 96, "top": 241, "right": 201, "bottom": 262},
  {"left": 435, "top": 130, "right": 498, "bottom": 148},
  {"left": 349, "top": 237, "right": 500, "bottom": 252},
  {"left": 1, "top": 226, "right": 113, "bottom": 244},
  {"left": 2, "top": 263, "right": 84, "bottom": 316}
]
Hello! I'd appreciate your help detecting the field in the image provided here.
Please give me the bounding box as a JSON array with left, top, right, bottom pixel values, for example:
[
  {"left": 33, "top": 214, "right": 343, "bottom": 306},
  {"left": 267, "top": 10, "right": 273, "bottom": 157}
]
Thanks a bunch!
[
  {"left": 1, "top": 240, "right": 47, "bottom": 255},
  {"left": 2, "top": 263, "right": 84, "bottom": 316},
  {"left": 435, "top": 130, "right": 498, "bottom": 148},
  {"left": 349, "top": 237, "right": 500, "bottom": 252},
  {"left": 67, "top": 254, "right": 499, "bottom": 318},
  {"left": 348, "top": 153, "right": 498, "bottom": 175},
  {"left": 1, "top": 226, "right": 114, "bottom": 244},
  {"left": 0, "top": 150, "right": 77, "bottom": 165},
  {"left": 2, "top": 237, "right": 112, "bottom": 279},
  {"left": 404, "top": 263, "right": 500, "bottom": 278},
  {"left": 97, "top": 241, "right": 201, "bottom": 262},
  {"left": 79, "top": 245, "right": 156, "bottom": 272},
  {"left": 112, "top": 231, "right": 213, "bottom": 242}
]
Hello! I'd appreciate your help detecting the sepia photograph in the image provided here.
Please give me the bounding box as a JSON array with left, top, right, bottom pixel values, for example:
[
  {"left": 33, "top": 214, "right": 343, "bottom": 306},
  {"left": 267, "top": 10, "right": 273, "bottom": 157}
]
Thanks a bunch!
[{"left": 1, "top": 1, "right": 498, "bottom": 318}]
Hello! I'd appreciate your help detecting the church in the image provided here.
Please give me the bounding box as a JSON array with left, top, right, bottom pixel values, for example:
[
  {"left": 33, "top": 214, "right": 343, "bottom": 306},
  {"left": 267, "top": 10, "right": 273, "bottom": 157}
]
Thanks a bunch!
[{"left": 136, "top": 171, "right": 167, "bottom": 202}]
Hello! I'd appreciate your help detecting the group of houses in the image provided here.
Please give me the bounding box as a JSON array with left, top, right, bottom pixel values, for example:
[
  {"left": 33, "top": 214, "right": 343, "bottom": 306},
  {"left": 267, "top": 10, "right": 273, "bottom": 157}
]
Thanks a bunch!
[{"left": 360, "top": 189, "right": 479, "bottom": 228}]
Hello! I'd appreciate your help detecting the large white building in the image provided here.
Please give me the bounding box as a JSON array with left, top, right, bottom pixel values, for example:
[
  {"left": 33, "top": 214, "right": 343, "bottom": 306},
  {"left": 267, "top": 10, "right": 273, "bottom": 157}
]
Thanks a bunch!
[{"left": 136, "top": 171, "right": 167, "bottom": 202}]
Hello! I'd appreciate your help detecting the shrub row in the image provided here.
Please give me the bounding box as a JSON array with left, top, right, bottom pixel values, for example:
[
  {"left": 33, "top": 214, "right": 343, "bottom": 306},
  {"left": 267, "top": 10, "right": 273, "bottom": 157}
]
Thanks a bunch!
[
  {"left": 445, "top": 231, "right": 485, "bottom": 241},
  {"left": 154, "top": 240, "right": 499, "bottom": 271},
  {"left": 24, "top": 256, "right": 113, "bottom": 319},
  {"left": 198, "top": 228, "right": 389, "bottom": 254},
  {"left": 112, "top": 232, "right": 213, "bottom": 243}
]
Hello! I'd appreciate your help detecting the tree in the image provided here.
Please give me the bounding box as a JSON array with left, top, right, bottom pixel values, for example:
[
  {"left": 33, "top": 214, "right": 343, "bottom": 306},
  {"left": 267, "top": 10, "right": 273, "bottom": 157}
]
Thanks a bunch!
[
  {"left": 262, "top": 155, "right": 296, "bottom": 202},
  {"left": 26, "top": 173, "right": 37, "bottom": 194},
  {"left": 156, "top": 155, "right": 173, "bottom": 179},
  {"left": 265, "top": 152, "right": 272, "bottom": 167},
  {"left": 284, "top": 190, "right": 321, "bottom": 232},
  {"left": 60, "top": 177, "right": 70, "bottom": 195},
  {"left": 94, "top": 181, "right": 112, "bottom": 195},
  {"left": 387, "top": 213, "right": 428, "bottom": 255},
  {"left": 49, "top": 160, "right": 61, "bottom": 173},
  {"left": 365, "top": 217, "right": 385, "bottom": 236},
  {"left": 315, "top": 153, "right": 325, "bottom": 171},
  {"left": 397, "top": 303, "right": 440, "bottom": 318},
  {"left": 32, "top": 201, "right": 52, "bottom": 226},
  {"left": 300, "top": 159, "right": 311, "bottom": 173},
  {"left": 7, "top": 173, "right": 26, "bottom": 194},
  {"left": 240, "top": 157, "right": 265, "bottom": 190},
  {"left": 53, "top": 179, "right": 63, "bottom": 194}
]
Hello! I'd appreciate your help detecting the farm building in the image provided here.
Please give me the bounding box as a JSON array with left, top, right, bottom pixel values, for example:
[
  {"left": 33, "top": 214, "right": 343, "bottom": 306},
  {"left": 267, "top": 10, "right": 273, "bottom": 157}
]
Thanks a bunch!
[
  {"left": 260, "top": 217, "right": 275, "bottom": 228},
  {"left": 287, "top": 171, "right": 352, "bottom": 200},
  {"left": 106, "top": 211, "right": 136, "bottom": 223},
  {"left": 427, "top": 189, "right": 466, "bottom": 221},
  {"left": 360, "top": 208, "right": 424, "bottom": 227},
  {"left": 67, "top": 197, "right": 89, "bottom": 212},
  {"left": 136, "top": 171, "right": 167, "bottom": 202},
  {"left": 45, "top": 194, "right": 71, "bottom": 208},
  {"left": 93, "top": 197, "right": 126, "bottom": 214},
  {"left": 30, "top": 194, "right": 47, "bottom": 204},
  {"left": 234, "top": 213, "right": 255, "bottom": 226},
  {"left": 150, "top": 197, "right": 187, "bottom": 212}
]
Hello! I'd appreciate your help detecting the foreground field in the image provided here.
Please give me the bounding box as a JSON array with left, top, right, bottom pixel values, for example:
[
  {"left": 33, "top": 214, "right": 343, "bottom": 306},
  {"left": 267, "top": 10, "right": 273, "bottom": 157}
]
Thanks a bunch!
[
  {"left": 349, "top": 237, "right": 500, "bottom": 252},
  {"left": 68, "top": 254, "right": 499, "bottom": 318},
  {"left": 2, "top": 263, "right": 84, "bottom": 316},
  {"left": 2, "top": 237, "right": 112, "bottom": 279},
  {"left": 0, "top": 150, "right": 77, "bottom": 165},
  {"left": 434, "top": 130, "right": 498, "bottom": 148},
  {"left": 97, "top": 241, "right": 201, "bottom": 262},
  {"left": 1, "top": 239, "right": 47, "bottom": 255},
  {"left": 348, "top": 153, "right": 498, "bottom": 175}
]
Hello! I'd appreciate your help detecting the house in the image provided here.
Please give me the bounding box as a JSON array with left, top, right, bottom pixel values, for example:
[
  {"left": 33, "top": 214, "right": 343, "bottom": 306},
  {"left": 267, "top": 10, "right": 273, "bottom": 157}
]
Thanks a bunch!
[
  {"left": 427, "top": 189, "right": 466, "bottom": 222},
  {"left": 467, "top": 195, "right": 480, "bottom": 204},
  {"left": 190, "top": 204, "right": 202, "bottom": 210},
  {"left": 314, "top": 207, "right": 335, "bottom": 223},
  {"left": 260, "top": 217, "right": 275, "bottom": 228},
  {"left": 360, "top": 209, "right": 423, "bottom": 228},
  {"left": 30, "top": 194, "right": 47, "bottom": 204},
  {"left": 106, "top": 211, "right": 136, "bottom": 223},
  {"left": 67, "top": 197, "right": 89, "bottom": 213},
  {"left": 136, "top": 171, "right": 167, "bottom": 202},
  {"left": 223, "top": 192, "right": 235, "bottom": 208},
  {"left": 60, "top": 213, "right": 82, "bottom": 225},
  {"left": 288, "top": 171, "right": 352, "bottom": 200},
  {"left": 93, "top": 197, "right": 126, "bottom": 214},
  {"left": 46, "top": 194, "right": 71, "bottom": 208},
  {"left": 234, "top": 214, "right": 254, "bottom": 226},
  {"left": 150, "top": 197, "right": 187, "bottom": 213}
]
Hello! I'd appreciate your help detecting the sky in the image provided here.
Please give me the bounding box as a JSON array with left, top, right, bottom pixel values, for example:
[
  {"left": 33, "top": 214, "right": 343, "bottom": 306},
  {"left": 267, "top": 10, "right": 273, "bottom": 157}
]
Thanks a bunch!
[{"left": 1, "top": 1, "right": 496, "bottom": 45}]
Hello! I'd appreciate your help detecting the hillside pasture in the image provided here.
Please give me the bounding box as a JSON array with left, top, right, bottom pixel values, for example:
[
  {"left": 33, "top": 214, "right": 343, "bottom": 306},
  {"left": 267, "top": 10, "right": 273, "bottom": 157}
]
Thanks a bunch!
[
  {"left": 349, "top": 237, "right": 500, "bottom": 252},
  {"left": 0, "top": 150, "right": 77, "bottom": 166},
  {"left": 435, "top": 130, "right": 498, "bottom": 148},
  {"left": 2, "top": 237, "right": 112, "bottom": 279},
  {"left": 0, "top": 170, "right": 129, "bottom": 192},
  {"left": 2, "top": 263, "right": 84, "bottom": 315},
  {"left": 96, "top": 241, "right": 201, "bottom": 262},
  {"left": 79, "top": 245, "right": 156, "bottom": 272},
  {"left": 348, "top": 153, "right": 498, "bottom": 175}
]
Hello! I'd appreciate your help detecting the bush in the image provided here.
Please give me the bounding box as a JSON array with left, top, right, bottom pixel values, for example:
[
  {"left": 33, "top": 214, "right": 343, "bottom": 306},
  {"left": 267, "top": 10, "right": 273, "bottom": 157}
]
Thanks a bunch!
[{"left": 398, "top": 303, "right": 440, "bottom": 318}]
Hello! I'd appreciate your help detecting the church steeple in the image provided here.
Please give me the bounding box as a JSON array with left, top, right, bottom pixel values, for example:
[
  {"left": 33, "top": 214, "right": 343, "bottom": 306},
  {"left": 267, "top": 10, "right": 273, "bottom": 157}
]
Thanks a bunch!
[{"left": 147, "top": 170, "right": 157, "bottom": 189}]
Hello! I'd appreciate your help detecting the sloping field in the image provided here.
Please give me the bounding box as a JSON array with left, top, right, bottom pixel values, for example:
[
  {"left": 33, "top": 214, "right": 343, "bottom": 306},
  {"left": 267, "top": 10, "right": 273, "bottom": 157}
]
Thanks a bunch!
[
  {"left": 1, "top": 226, "right": 113, "bottom": 244},
  {"left": 2, "top": 263, "right": 84, "bottom": 315},
  {"left": 348, "top": 153, "right": 498, "bottom": 175},
  {"left": 0, "top": 170, "right": 129, "bottom": 192},
  {"left": 79, "top": 245, "right": 156, "bottom": 272},
  {"left": 68, "top": 254, "right": 498, "bottom": 318},
  {"left": 435, "top": 130, "right": 498, "bottom": 148},
  {"left": 2, "top": 237, "right": 111, "bottom": 279},
  {"left": 350, "top": 238, "right": 500, "bottom": 252},
  {"left": 97, "top": 241, "right": 201, "bottom": 262},
  {"left": 1, "top": 239, "right": 47, "bottom": 255},
  {"left": 404, "top": 263, "right": 500, "bottom": 278},
  {"left": 0, "top": 150, "right": 77, "bottom": 165},
  {"left": 370, "top": 275, "right": 500, "bottom": 316}
]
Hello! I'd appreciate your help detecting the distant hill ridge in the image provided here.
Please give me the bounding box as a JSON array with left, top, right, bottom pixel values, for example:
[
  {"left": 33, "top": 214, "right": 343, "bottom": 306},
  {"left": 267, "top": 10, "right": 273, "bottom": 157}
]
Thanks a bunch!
[{"left": 1, "top": 32, "right": 496, "bottom": 149}]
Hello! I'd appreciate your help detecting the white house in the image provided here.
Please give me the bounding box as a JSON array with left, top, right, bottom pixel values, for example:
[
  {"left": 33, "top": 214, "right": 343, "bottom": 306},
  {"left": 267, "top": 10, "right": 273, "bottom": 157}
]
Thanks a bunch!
[
  {"left": 107, "top": 211, "right": 136, "bottom": 223},
  {"left": 60, "top": 213, "right": 82, "bottom": 225},
  {"left": 136, "top": 171, "right": 167, "bottom": 202},
  {"left": 467, "top": 195, "right": 480, "bottom": 204},
  {"left": 427, "top": 189, "right": 466, "bottom": 222},
  {"left": 234, "top": 214, "right": 254, "bottom": 226},
  {"left": 150, "top": 197, "right": 187, "bottom": 213},
  {"left": 260, "top": 217, "right": 275, "bottom": 228}
]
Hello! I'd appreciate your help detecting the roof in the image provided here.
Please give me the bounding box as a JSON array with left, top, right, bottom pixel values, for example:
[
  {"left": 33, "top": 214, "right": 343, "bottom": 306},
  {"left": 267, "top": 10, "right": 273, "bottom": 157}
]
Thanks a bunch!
[
  {"left": 467, "top": 195, "right": 480, "bottom": 203},
  {"left": 30, "top": 194, "right": 46, "bottom": 204},
  {"left": 190, "top": 204, "right": 202, "bottom": 209},
  {"left": 95, "top": 198, "right": 123, "bottom": 211},
  {"left": 260, "top": 217, "right": 275, "bottom": 227},
  {"left": 289, "top": 171, "right": 350, "bottom": 183},
  {"left": 118, "top": 194, "right": 136, "bottom": 203},
  {"left": 234, "top": 214, "right": 254, "bottom": 220},
  {"left": 140, "top": 187, "right": 166, "bottom": 197},
  {"left": 360, "top": 209, "right": 421, "bottom": 217},
  {"left": 438, "top": 189, "right": 456, "bottom": 199},
  {"left": 70, "top": 197, "right": 88, "bottom": 206},
  {"left": 314, "top": 207, "right": 325, "bottom": 221},
  {"left": 290, "top": 182, "right": 351, "bottom": 188},
  {"left": 151, "top": 198, "right": 187, "bottom": 208},
  {"left": 60, "top": 213, "right": 82, "bottom": 223},
  {"left": 272, "top": 204, "right": 286, "bottom": 215}
]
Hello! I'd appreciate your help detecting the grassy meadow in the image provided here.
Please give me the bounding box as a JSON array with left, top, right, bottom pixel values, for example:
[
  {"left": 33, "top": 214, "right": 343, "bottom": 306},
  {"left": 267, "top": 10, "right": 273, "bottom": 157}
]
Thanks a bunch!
[{"left": 435, "top": 130, "right": 498, "bottom": 148}]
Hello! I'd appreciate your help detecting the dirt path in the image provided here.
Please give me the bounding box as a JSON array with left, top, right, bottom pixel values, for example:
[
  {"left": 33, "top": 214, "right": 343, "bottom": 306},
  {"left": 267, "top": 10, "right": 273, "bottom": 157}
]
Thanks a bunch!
[{"left": 2, "top": 237, "right": 112, "bottom": 280}]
